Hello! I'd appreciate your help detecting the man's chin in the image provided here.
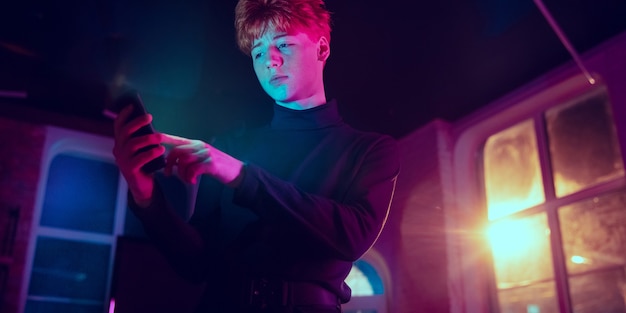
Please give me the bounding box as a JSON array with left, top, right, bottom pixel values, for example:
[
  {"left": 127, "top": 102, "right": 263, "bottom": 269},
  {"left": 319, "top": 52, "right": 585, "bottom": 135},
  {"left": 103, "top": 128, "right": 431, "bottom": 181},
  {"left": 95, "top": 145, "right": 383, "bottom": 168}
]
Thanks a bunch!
[{"left": 266, "top": 90, "right": 290, "bottom": 103}]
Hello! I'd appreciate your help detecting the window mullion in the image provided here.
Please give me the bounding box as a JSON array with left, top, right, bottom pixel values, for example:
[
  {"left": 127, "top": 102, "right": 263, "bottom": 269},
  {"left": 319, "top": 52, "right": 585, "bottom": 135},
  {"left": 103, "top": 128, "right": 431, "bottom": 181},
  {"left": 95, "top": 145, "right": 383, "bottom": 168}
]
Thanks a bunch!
[{"left": 534, "top": 113, "right": 572, "bottom": 313}]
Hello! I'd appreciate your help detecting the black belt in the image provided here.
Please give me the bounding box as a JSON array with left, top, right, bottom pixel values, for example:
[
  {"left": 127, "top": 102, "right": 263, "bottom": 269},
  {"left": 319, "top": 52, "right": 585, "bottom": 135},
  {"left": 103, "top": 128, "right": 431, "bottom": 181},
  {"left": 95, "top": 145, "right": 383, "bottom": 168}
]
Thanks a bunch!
[{"left": 243, "top": 278, "right": 340, "bottom": 308}]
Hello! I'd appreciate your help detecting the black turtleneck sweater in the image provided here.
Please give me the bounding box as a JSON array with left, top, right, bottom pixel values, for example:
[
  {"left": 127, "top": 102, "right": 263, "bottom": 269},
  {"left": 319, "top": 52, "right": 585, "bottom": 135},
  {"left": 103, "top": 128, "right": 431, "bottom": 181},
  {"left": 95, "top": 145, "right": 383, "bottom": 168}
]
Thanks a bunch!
[{"left": 130, "top": 100, "right": 400, "bottom": 310}]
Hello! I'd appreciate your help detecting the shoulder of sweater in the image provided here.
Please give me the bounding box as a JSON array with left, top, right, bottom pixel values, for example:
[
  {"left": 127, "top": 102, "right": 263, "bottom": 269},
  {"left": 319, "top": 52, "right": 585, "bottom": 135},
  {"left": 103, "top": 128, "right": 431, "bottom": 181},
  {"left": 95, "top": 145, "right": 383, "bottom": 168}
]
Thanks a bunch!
[{"left": 338, "top": 123, "right": 397, "bottom": 143}]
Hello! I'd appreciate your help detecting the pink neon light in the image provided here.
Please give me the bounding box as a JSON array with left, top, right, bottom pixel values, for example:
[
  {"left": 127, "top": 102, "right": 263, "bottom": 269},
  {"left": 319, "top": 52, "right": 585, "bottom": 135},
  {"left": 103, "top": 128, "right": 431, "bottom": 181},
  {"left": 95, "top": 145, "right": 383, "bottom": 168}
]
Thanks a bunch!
[
  {"left": 533, "top": 0, "right": 596, "bottom": 85},
  {"left": 108, "top": 298, "right": 116, "bottom": 313}
]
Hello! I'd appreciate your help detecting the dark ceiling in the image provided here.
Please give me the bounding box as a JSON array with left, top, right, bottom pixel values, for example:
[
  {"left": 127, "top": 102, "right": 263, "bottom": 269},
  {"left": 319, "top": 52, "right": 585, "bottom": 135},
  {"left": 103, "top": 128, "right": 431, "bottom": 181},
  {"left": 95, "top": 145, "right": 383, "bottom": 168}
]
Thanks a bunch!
[{"left": 0, "top": 0, "right": 625, "bottom": 139}]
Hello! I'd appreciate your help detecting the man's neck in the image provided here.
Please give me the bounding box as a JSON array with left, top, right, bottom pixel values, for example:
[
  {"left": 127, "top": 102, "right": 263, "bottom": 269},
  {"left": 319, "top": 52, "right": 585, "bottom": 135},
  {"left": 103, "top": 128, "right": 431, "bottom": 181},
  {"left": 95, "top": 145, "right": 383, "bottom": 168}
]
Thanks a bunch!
[{"left": 275, "top": 93, "right": 327, "bottom": 110}]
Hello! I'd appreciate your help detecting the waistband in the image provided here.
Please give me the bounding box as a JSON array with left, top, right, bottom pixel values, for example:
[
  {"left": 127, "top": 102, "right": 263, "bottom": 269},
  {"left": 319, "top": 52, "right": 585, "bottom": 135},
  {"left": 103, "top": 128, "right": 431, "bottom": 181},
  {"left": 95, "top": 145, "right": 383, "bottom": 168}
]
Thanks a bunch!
[{"left": 243, "top": 278, "right": 340, "bottom": 308}]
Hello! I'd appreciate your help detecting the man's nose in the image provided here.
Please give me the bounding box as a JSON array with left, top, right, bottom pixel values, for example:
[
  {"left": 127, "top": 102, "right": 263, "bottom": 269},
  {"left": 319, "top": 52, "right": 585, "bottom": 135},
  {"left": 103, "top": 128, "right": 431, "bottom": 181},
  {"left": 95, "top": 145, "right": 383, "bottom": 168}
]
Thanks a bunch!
[{"left": 265, "top": 47, "right": 282, "bottom": 68}]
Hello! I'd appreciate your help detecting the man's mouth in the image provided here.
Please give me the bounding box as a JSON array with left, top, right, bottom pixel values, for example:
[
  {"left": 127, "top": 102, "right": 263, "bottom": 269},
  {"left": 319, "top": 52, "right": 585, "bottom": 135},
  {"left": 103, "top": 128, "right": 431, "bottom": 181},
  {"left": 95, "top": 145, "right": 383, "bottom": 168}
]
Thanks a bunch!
[{"left": 269, "top": 75, "right": 288, "bottom": 86}]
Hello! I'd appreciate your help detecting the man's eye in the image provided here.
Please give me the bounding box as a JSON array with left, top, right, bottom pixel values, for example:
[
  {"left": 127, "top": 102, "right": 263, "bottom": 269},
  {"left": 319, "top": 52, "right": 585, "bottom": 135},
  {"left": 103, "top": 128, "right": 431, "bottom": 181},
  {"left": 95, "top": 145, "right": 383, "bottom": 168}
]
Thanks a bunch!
[{"left": 278, "top": 43, "right": 289, "bottom": 49}]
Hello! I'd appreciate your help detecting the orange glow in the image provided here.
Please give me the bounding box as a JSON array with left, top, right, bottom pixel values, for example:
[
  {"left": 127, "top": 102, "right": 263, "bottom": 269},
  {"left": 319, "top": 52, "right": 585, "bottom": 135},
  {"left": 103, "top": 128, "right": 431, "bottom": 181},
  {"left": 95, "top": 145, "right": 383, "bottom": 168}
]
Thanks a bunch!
[
  {"left": 487, "top": 184, "right": 543, "bottom": 220},
  {"left": 483, "top": 119, "right": 545, "bottom": 220},
  {"left": 487, "top": 219, "right": 549, "bottom": 260}
]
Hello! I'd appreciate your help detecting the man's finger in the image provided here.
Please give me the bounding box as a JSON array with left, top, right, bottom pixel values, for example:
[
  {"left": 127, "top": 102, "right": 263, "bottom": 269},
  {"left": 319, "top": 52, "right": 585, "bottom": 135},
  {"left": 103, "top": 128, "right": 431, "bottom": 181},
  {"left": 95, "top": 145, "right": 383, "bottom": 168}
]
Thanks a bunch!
[
  {"left": 113, "top": 105, "right": 134, "bottom": 135},
  {"left": 160, "top": 133, "right": 193, "bottom": 146}
]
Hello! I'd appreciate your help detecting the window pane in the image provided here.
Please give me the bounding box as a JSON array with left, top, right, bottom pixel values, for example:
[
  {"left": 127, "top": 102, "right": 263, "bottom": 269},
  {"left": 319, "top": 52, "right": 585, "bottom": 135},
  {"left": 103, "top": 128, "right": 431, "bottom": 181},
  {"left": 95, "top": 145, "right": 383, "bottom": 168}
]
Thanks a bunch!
[
  {"left": 484, "top": 120, "right": 545, "bottom": 220},
  {"left": 41, "top": 154, "right": 119, "bottom": 234},
  {"left": 345, "top": 265, "right": 374, "bottom": 296},
  {"left": 569, "top": 269, "right": 626, "bottom": 313},
  {"left": 345, "top": 260, "right": 384, "bottom": 297},
  {"left": 559, "top": 190, "right": 626, "bottom": 274},
  {"left": 497, "top": 280, "right": 559, "bottom": 313},
  {"left": 546, "top": 89, "right": 624, "bottom": 198},
  {"left": 488, "top": 213, "right": 554, "bottom": 287},
  {"left": 28, "top": 236, "right": 110, "bottom": 301}
]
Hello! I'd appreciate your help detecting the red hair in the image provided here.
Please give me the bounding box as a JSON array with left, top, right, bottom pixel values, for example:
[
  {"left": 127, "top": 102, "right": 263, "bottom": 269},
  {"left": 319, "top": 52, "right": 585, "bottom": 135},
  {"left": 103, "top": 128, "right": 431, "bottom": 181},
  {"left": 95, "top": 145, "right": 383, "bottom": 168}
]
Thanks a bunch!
[{"left": 235, "top": 0, "right": 332, "bottom": 55}]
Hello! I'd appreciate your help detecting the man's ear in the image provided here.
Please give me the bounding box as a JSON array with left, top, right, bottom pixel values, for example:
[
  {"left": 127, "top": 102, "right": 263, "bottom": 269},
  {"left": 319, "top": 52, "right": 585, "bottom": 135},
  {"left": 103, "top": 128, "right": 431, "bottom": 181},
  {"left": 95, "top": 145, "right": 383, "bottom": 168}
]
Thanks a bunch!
[{"left": 317, "top": 36, "right": 330, "bottom": 62}]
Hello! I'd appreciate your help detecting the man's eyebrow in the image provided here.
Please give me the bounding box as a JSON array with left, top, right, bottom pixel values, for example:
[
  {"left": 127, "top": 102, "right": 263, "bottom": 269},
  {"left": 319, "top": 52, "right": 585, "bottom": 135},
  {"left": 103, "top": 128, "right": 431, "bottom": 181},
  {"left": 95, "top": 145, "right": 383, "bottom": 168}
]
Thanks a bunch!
[{"left": 251, "top": 33, "right": 290, "bottom": 50}]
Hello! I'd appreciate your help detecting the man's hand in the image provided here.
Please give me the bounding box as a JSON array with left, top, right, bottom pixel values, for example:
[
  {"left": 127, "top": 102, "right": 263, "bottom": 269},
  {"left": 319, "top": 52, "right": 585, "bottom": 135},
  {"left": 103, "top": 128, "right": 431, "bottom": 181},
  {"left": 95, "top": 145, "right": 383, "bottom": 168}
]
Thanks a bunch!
[
  {"left": 112, "top": 105, "right": 165, "bottom": 207},
  {"left": 161, "top": 133, "right": 244, "bottom": 187}
]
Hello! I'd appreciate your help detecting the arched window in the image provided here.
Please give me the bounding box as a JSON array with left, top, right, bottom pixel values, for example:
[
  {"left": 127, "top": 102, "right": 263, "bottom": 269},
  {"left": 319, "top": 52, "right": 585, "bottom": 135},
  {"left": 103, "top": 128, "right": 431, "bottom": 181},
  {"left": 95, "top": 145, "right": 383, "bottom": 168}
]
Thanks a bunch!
[
  {"left": 343, "top": 249, "right": 390, "bottom": 313},
  {"left": 20, "top": 127, "right": 127, "bottom": 313}
]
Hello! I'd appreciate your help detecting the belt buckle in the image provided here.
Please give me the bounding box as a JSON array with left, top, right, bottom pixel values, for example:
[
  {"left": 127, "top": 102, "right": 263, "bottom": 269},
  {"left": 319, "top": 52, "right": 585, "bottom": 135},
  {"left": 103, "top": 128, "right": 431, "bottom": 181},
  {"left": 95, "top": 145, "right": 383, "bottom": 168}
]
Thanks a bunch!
[{"left": 248, "top": 278, "right": 288, "bottom": 307}]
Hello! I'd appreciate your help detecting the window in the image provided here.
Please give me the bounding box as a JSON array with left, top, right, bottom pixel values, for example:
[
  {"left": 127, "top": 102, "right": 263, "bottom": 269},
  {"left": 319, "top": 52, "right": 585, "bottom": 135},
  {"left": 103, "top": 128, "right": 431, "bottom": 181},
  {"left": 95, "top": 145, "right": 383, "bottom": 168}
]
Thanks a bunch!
[
  {"left": 345, "top": 259, "right": 385, "bottom": 296},
  {"left": 545, "top": 91, "right": 624, "bottom": 197},
  {"left": 343, "top": 249, "right": 389, "bottom": 313},
  {"left": 559, "top": 190, "right": 626, "bottom": 312},
  {"left": 40, "top": 154, "right": 119, "bottom": 234},
  {"left": 483, "top": 119, "right": 544, "bottom": 219},
  {"left": 21, "top": 127, "right": 126, "bottom": 313},
  {"left": 482, "top": 86, "right": 625, "bottom": 312}
]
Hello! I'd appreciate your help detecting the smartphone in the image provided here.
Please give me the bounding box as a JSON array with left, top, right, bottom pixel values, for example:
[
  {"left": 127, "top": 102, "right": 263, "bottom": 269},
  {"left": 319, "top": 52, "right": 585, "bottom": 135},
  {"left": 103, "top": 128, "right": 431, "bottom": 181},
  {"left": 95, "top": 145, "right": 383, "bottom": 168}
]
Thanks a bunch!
[{"left": 103, "top": 90, "right": 166, "bottom": 174}]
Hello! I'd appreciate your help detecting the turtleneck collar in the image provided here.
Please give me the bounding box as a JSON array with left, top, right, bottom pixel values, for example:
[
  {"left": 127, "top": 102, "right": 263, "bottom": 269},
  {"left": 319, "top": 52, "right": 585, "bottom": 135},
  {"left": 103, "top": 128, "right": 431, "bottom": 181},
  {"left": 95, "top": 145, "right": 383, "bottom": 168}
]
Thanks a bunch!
[{"left": 270, "top": 99, "right": 343, "bottom": 130}]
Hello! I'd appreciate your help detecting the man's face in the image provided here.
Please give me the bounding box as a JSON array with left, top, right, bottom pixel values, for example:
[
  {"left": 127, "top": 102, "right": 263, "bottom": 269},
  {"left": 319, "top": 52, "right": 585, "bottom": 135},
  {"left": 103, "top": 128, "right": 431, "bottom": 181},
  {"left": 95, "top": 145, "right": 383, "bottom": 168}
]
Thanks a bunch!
[{"left": 251, "top": 26, "right": 328, "bottom": 109}]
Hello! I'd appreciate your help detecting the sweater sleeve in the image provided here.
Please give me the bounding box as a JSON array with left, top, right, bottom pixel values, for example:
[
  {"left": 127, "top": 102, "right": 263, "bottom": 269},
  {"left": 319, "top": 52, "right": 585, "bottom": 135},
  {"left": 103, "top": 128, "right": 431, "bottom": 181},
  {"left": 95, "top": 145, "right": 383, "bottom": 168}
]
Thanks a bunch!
[
  {"left": 232, "top": 135, "right": 400, "bottom": 261},
  {"left": 127, "top": 179, "right": 214, "bottom": 282}
]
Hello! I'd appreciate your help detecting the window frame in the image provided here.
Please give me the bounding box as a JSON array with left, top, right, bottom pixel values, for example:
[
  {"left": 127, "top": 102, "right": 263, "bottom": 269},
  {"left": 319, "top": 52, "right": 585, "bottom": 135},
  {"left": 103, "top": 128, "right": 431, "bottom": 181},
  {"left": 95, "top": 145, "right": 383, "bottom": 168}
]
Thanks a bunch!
[
  {"left": 19, "top": 126, "right": 128, "bottom": 313},
  {"left": 449, "top": 70, "right": 626, "bottom": 313}
]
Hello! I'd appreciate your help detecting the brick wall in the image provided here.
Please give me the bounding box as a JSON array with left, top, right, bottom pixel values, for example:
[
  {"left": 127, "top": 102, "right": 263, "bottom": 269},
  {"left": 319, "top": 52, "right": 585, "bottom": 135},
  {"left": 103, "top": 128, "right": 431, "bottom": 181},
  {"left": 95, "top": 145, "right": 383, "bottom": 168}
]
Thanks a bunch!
[{"left": 0, "top": 117, "right": 45, "bottom": 313}]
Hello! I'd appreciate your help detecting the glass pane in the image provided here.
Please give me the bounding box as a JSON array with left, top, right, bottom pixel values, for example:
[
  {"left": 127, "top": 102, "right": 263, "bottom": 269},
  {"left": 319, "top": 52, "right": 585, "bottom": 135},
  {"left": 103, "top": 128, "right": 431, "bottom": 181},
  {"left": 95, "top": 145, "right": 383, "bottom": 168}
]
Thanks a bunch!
[
  {"left": 345, "top": 264, "right": 374, "bottom": 296},
  {"left": 25, "top": 300, "right": 103, "bottom": 313},
  {"left": 546, "top": 89, "right": 624, "bottom": 198},
  {"left": 569, "top": 269, "right": 626, "bottom": 313},
  {"left": 345, "top": 260, "right": 384, "bottom": 297},
  {"left": 497, "top": 281, "right": 559, "bottom": 313},
  {"left": 498, "top": 282, "right": 559, "bottom": 313},
  {"left": 483, "top": 119, "right": 545, "bottom": 220},
  {"left": 28, "top": 236, "right": 111, "bottom": 301},
  {"left": 488, "top": 213, "right": 554, "bottom": 287},
  {"left": 41, "top": 153, "right": 119, "bottom": 234},
  {"left": 559, "top": 190, "right": 626, "bottom": 275}
]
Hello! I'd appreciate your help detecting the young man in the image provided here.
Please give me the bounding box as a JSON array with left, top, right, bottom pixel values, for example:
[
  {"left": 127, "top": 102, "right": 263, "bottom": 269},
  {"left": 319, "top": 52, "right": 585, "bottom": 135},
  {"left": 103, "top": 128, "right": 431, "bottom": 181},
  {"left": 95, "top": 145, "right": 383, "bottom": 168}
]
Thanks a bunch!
[{"left": 112, "top": 0, "right": 400, "bottom": 312}]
